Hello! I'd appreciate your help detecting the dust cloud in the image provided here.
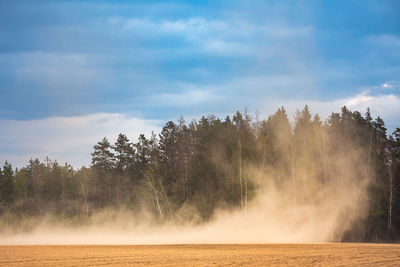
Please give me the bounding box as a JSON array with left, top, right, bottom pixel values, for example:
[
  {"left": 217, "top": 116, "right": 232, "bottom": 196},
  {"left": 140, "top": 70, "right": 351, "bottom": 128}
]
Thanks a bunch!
[
  {"left": 0, "top": 162, "right": 368, "bottom": 245},
  {"left": 0, "top": 184, "right": 366, "bottom": 245},
  {"left": 0, "top": 111, "right": 371, "bottom": 245}
]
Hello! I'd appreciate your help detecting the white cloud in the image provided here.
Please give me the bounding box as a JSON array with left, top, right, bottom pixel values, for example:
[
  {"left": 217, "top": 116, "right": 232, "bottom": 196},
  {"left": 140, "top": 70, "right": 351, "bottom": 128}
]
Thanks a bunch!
[
  {"left": 343, "top": 93, "right": 400, "bottom": 124},
  {"left": 380, "top": 80, "right": 399, "bottom": 90},
  {"left": 345, "top": 93, "right": 374, "bottom": 106},
  {"left": 0, "top": 113, "right": 161, "bottom": 169}
]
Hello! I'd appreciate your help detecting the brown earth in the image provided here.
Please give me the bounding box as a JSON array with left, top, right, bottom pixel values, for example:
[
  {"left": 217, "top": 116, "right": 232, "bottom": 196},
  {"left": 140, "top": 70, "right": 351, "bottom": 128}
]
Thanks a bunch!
[{"left": 0, "top": 243, "right": 399, "bottom": 266}]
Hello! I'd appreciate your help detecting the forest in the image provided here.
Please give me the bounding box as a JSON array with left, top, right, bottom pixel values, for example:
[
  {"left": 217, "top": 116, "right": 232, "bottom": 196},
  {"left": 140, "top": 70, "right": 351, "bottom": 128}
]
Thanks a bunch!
[{"left": 0, "top": 105, "right": 399, "bottom": 242}]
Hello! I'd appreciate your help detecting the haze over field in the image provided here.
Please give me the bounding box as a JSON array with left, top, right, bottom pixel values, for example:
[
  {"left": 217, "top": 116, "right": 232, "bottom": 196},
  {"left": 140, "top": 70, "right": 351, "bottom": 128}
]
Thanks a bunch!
[
  {"left": 0, "top": 165, "right": 366, "bottom": 245},
  {"left": 0, "top": 0, "right": 399, "bottom": 246}
]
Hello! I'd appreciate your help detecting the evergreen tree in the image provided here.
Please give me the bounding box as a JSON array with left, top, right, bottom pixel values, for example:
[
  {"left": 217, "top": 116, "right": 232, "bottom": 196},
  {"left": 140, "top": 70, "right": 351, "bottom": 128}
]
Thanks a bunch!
[
  {"left": 91, "top": 137, "right": 115, "bottom": 171},
  {"left": 0, "top": 161, "right": 14, "bottom": 205},
  {"left": 113, "top": 133, "right": 134, "bottom": 173},
  {"left": 91, "top": 137, "right": 116, "bottom": 205},
  {"left": 134, "top": 134, "right": 150, "bottom": 170}
]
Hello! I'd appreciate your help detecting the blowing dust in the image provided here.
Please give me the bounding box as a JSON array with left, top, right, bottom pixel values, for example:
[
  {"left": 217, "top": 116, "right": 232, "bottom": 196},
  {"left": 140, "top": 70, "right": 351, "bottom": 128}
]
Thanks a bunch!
[
  {"left": 0, "top": 109, "right": 371, "bottom": 245},
  {"left": 0, "top": 146, "right": 369, "bottom": 244}
]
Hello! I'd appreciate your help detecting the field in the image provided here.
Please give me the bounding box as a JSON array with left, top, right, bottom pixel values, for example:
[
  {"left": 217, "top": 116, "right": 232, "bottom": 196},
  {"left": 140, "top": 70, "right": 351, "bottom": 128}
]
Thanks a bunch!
[{"left": 0, "top": 243, "right": 399, "bottom": 266}]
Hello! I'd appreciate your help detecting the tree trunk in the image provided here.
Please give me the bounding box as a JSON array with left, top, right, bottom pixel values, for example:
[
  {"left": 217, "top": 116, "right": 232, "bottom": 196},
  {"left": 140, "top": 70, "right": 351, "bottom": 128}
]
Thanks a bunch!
[
  {"left": 145, "top": 173, "right": 163, "bottom": 219},
  {"left": 244, "top": 163, "right": 248, "bottom": 212},
  {"left": 155, "top": 189, "right": 163, "bottom": 219},
  {"left": 290, "top": 139, "right": 297, "bottom": 207},
  {"left": 386, "top": 158, "right": 393, "bottom": 235},
  {"left": 322, "top": 132, "right": 327, "bottom": 187},
  {"left": 159, "top": 178, "right": 174, "bottom": 222},
  {"left": 80, "top": 181, "right": 89, "bottom": 222},
  {"left": 365, "top": 130, "right": 373, "bottom": 180},
  {"left": 116, "top": 175, "right": 120, "bottom": 208},
  {"left": 238, "top": 139, "right": 243, "bottom": 209}
]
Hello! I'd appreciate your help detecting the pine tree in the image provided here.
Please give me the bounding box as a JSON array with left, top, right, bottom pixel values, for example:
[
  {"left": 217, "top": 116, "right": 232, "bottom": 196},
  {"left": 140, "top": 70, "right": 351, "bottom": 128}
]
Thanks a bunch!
[
  {"left": 91, "top": 137, "right": 115, "bottom": 171},
  {"left": 135, "top": 134, "right": 150, "bottom": 170},
  {"left": 0, "top": 161, "right": 14, "bottom": 205},
  {"left": 114, "top": 133, "right": 134, "bottom": 173},
  {"left": 91, "top": 137, "right": 116, "bottom": 204}
]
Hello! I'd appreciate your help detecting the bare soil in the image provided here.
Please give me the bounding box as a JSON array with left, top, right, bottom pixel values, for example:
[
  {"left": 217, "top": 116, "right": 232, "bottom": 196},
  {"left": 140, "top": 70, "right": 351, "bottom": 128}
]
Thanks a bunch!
[{"left": 0, "top": 243, "right": 399, "bottom": 266}]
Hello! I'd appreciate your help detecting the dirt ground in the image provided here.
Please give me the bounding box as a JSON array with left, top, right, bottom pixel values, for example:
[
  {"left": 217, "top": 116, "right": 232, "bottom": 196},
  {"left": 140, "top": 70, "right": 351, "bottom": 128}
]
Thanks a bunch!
[{"left": 0, "top": 243, "right": 399, "bottom": 266}]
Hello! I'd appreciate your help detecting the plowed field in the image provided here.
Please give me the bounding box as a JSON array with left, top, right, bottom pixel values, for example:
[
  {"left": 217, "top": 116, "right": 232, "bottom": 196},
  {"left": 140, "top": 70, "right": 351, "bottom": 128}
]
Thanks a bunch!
[{"left": 1, "top": 243, "right": 399, "bottom": 266}]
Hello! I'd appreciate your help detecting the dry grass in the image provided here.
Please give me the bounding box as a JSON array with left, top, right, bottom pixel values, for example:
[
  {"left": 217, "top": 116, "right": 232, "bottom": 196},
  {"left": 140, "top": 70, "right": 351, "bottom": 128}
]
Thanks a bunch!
[{"left": 0, "top": 243, "right": 399, "bottom": 266}]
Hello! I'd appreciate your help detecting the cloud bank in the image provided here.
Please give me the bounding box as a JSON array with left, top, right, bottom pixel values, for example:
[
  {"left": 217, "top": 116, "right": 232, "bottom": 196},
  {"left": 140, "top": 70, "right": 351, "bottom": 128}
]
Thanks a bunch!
[{"left": 0, "top": 113, "right": 161, "bottom": 168}]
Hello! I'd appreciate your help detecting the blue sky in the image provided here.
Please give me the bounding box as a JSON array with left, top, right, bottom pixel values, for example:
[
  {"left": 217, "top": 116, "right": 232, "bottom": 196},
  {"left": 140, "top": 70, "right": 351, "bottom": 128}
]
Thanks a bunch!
[{"left": 0, "top": 0, "right": 399, "bottom": 167}]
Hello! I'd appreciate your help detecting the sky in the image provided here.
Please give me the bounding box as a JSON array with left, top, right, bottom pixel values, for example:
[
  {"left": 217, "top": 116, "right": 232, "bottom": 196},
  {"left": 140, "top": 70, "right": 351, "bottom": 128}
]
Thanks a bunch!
[{"left": 0, "top": 0, "right": 399, "bottom": 168}]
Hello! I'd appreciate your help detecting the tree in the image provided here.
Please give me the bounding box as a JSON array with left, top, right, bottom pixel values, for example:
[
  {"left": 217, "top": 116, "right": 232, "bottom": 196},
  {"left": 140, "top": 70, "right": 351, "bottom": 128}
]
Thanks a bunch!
[
  {"left": 159, "top": 121, "right": 178, "bottom": 172},
  {"left": 293, "top": 105, "right": 315, "bottom": 204},
  {"left": 0, "top": 161, "right": 14, "bottom": 205},
  {"left": 113, "top": 133, "right": 134, "bottom": 174},
  {"left": 134, "top": 134, "right": 150, "bottom": 171},
  {"left": 92, "top": 137, "right": 115, "bottom": 171},
  {"left": 91, "top": 137, "right": 116, "bottom": 205}
]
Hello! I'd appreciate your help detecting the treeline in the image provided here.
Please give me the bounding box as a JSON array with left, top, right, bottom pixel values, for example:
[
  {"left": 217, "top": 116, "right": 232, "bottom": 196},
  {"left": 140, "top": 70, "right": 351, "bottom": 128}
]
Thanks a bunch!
[{"left": 0, "top": 106, "right": 399, "bottom": 242}]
